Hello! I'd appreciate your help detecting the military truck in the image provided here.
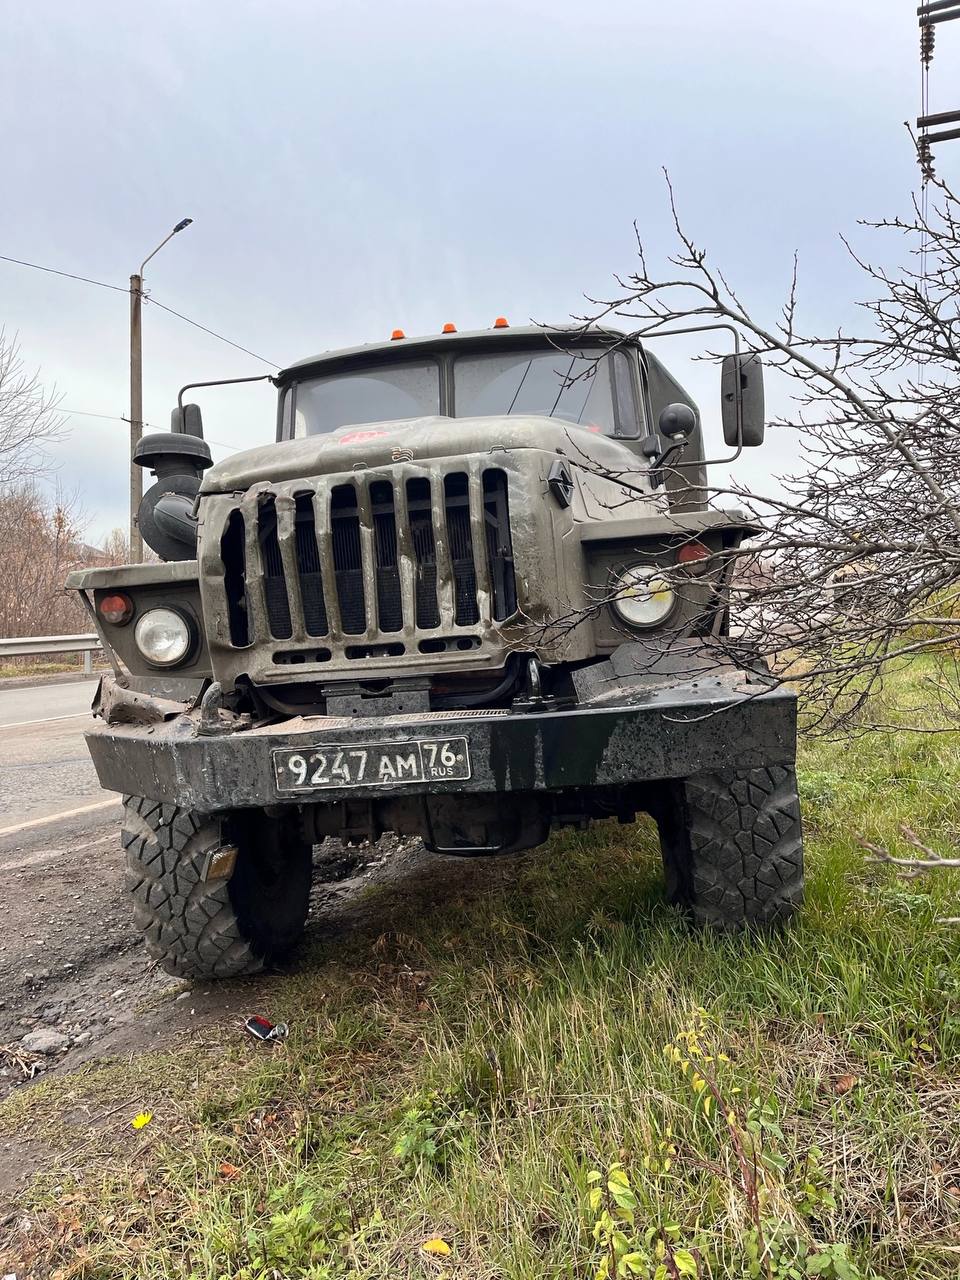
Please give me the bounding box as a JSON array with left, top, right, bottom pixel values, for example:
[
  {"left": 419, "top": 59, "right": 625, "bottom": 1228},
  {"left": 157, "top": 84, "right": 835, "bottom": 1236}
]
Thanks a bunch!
[{"left": 66, "top": 322, "right": 802, "bottom": 980}]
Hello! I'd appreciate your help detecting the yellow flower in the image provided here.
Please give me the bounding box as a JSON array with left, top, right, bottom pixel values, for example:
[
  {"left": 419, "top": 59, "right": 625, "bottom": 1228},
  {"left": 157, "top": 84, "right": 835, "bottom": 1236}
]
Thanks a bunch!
[
  {"left": 422, "top": 1237, "right": 452, "bottom": 1256},
  {"left": 131, "top": 1111, "right": 153, "bottom": 1130}
]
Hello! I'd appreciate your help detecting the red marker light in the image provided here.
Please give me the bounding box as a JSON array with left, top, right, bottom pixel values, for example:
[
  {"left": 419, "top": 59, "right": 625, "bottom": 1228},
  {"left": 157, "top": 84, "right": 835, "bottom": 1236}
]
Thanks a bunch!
[
  {"left": 677, "top": 541, "right": 710, "bottom": 564},
  {"left": 391, "top": 328, "right": 405, "bottom": 340},
  {"left": 442, "top": 322, "right": 457, "bottom": 333},
  {"left": 99, "top": 592, "right": 133, "bottom": 625},
  {"left": 493, "top": 316, "right": 509, "bottom": 328}
]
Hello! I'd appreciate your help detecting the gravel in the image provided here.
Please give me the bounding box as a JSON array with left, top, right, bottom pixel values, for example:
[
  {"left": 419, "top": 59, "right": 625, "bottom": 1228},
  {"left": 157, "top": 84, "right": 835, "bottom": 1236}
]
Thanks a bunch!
[{"left": 20, "top": 1028, "right": 70, "bottom": 1055}]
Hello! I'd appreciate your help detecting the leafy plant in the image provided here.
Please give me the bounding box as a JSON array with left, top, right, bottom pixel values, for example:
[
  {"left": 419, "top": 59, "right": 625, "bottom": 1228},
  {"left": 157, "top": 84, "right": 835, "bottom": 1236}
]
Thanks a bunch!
[
  {"left": 795, "top": 1147, "right": 838, "bottom": 1222},
  {"left": 392, "top": 1088, "right": 469, "bottom": 1172},
  {"left": 237, "top": 1180, "right": 351, "bottom": 1279},
  {"left": 658, "top": 1012, "right": 878, "bottom": 1280},
  {"left": 587, "top": 1163, "right": 697, "bottom": 1280}
]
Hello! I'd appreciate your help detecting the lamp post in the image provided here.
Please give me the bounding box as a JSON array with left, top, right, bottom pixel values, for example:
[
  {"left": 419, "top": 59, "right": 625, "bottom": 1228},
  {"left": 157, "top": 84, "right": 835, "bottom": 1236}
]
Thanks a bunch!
[{"left": 129, "top": 218, "right": 193, "bottom": 562}]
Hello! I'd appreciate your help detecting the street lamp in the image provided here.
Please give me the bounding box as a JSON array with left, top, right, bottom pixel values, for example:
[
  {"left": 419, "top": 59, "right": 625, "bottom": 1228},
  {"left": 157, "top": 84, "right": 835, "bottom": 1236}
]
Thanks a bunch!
[{"left": 129, "top": 217, "right": 193, "bottom": 562}]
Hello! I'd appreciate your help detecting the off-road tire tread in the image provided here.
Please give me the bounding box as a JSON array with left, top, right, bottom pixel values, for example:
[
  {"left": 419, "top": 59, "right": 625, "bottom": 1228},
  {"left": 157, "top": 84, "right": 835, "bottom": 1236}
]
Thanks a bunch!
[
  {"left": 122, "top": 795, "right": 263, "bottom": 979},
  {"left": 659, "top": 764, "right": 803, "bottom": 929}
]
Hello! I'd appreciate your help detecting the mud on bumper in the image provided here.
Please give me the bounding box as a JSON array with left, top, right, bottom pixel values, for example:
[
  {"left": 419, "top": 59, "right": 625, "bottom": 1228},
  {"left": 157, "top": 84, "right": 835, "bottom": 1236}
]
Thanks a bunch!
[{"left": 84, "top": 671, "right": 797, "bottom": 815}]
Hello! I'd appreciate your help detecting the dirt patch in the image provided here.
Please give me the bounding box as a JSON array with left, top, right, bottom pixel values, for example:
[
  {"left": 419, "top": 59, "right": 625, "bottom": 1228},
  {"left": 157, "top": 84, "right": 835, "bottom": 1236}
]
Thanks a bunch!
[
  {"left": 0, "top": 1134, "right": 55, "bottom": 1206},
  {"left": 0, "top": 815, "right": 166, "bottom": 1098},
  {"left": 0, "top": 809, "right": 524, "bottom": 1207}
]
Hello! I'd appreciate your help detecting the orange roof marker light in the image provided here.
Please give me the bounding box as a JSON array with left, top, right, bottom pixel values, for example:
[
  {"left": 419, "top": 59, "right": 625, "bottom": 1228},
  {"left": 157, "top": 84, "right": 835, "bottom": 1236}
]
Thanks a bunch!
[
  {"left": 493, "top": 316, "right": 510, "bottom": 328},
  {"left": 442, "top": 322, "right": 457, "bottom": 333},
  {"left": 391, "top": 328, "right": 406, "bottom": 340}
]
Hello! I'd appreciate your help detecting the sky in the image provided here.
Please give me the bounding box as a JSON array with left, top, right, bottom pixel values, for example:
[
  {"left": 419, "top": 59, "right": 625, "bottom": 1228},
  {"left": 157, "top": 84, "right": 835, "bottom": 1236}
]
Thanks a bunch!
[{"left": 1, "top": 0, "right": 957, "bottom": 544}]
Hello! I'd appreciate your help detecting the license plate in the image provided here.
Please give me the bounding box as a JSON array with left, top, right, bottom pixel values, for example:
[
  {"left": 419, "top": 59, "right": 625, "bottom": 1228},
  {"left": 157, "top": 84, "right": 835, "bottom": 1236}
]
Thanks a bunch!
[{"left": 272, "top": 737, "right": 471, "bottom": 793}]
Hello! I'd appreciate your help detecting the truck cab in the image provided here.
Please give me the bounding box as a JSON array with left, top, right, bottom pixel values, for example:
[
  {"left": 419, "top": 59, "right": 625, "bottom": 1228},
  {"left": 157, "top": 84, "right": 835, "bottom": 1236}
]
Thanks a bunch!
[{"left": 194, "top": 325, "right": 733, "bottom": 709}]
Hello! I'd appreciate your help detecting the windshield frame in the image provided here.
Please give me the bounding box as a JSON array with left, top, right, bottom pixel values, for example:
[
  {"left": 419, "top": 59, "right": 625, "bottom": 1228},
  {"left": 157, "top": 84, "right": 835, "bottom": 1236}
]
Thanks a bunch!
[{"left": 276, "top": 334, "right": 645, "bottom": 441}]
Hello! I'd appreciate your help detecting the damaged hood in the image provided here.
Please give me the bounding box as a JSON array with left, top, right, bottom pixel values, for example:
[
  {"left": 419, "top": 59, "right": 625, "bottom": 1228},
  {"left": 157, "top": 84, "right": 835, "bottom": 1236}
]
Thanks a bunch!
[{"left": 200, "top": 415, "right": 644, "bottom": 493}]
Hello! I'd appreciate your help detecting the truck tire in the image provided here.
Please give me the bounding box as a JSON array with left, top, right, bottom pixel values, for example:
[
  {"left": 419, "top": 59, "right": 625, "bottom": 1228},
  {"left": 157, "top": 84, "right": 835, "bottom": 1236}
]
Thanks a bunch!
[
  {"left": 122, "top": 797, "right": 313, "bottom": 979},
  {"left": 654, "top": 765, "right": 803, "bottom": 929}
]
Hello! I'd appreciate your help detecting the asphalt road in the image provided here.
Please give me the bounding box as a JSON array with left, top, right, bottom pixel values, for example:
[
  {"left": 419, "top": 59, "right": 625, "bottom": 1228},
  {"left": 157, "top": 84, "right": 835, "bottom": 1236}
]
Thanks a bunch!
[
  {"left": 0, "top": 679, "right": 116, "bottom": 832},
  {"left": 0, "top": 679, "right": 140, "bottom": 1118},
  {"left": 0, "top": 677, "right": 96, "bottom": 728}
]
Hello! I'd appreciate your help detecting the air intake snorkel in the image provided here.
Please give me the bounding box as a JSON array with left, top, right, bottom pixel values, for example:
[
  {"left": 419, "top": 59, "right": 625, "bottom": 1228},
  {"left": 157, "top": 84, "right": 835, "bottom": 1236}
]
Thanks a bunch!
[
  {"left": 134, "top": 374, "right": 276, "bottom": 560},
  {"left": 133, "top": 404, "right": 212, "bottom": 561}
]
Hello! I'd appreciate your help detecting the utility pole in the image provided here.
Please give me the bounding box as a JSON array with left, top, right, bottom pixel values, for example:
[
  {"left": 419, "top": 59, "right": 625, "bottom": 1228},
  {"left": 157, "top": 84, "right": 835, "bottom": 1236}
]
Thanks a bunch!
[
  {"left": 917, "top": 1, "right": 960, "bottom": 180},
  {"left": 129, "top": 271, "right": 143, "bottom": 561},
  {"left": 128, "top": 218, "right": 193, "bottom": 562}
]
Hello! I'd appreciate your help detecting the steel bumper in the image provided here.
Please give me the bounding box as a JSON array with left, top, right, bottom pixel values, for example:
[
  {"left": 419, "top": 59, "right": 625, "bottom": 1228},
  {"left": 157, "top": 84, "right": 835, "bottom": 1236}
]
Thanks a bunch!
[{"left": 84, "top": 675, "right": 797, "bottom": 814}]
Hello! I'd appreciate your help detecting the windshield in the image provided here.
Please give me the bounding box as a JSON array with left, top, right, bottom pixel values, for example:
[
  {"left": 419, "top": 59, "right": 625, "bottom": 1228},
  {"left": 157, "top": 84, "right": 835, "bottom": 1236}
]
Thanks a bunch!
[
  {"left": 290, "top": 360, "right": 440, "bottom": 438},
  {"left": 453, "top": 349, "right": 631, "bottom": 434},
  {"left": 285, "top": 346, "right": 638, "bottom": 438}
]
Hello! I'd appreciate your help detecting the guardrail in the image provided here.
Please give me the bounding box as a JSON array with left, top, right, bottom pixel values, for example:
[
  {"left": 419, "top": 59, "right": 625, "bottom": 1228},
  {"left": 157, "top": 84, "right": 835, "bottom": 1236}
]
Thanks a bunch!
[{"left": 0, "top": 634, "right": 101, "bottom": 676}]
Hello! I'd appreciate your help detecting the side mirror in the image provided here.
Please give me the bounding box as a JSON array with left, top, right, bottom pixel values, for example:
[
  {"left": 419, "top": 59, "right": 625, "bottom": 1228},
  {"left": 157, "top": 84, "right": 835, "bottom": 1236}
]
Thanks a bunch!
[
  {"left": 721, "top": 353, "right": 765, "bottom": 447},
  {"left": 170, "top": 402, "right": 204, "bottom": 438},
  {"left": 658, "top": 402, "right": 697, "bottom": 440}
]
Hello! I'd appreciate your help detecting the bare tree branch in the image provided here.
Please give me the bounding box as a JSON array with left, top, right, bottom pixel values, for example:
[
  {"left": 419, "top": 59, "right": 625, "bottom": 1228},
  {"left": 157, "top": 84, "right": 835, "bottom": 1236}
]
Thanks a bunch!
[
  {"left": 553, "top": 161, "right": 960, "bottom": 733},
  {"left": 0, "top": 329, "right": 64, "bottom": 491},
  {"left": 863, "top": 825, "right": 960, "bottom": 876}
]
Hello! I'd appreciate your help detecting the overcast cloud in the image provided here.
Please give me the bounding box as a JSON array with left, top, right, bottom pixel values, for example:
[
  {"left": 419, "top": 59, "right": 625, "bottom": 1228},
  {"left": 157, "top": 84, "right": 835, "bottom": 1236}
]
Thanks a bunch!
[{"left": 1, "top": 0, "right": 956, "bottom": 541}]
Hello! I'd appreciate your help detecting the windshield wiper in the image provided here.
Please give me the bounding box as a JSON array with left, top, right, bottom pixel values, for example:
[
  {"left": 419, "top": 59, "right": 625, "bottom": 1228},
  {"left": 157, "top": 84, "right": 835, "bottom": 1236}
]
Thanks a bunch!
[
  {"left": 547, "top": 357, "right": 577, "bottom": 418},
  {"left": 506, "top": 360, "right": 533, "bottom": 414}
]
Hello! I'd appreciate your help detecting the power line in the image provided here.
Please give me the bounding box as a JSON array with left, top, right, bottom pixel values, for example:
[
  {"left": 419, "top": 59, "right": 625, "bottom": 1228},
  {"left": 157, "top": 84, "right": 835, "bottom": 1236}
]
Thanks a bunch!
[
  {"left": 59, "top": 406, "right": 242, "bottom": 452},
  {"left": 1, "top": 250, "right": 279, "bottom": 368},
  {"left": 61, "top": 408, "right": 154, "bottom": 424},
  {"left": 145, "top": 296, "right": 279, "bottom": 368},
  {"left": 0, "top": 252, "right": 127, "bottom": 293}
]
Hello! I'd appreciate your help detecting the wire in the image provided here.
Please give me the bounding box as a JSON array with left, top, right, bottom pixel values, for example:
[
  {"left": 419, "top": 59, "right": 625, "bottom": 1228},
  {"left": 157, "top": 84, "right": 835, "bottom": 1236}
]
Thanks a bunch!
[
  {"left": 0, "top": 252, "right": 128, "bottom": 293},
  {"left": 61, "top": 408, "right": 156, "bottom": 425},
  {"left": 1, "top": 251, "right": 279, "bottom": 368},
  {"left": 59, "top": 406, "right": 242, "bottom": 452},
  {"left": 144, "top": 296, "right": 279, "bottom": 368}
]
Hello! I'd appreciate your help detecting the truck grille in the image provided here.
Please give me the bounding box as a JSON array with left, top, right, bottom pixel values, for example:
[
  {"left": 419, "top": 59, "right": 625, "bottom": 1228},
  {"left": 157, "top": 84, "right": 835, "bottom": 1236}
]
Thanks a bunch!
[{"left": 217, "top": 466, "right": 517, "bottom": 661}]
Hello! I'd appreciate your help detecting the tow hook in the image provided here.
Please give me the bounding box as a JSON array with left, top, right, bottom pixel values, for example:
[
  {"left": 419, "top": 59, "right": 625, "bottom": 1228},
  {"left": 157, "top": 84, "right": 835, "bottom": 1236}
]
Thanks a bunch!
[
  {"left": 197, "top": 682, "right": 235, "bottom": 736},
  {"left": 512, "top": 656, "right": 549, "bottom": 713}
]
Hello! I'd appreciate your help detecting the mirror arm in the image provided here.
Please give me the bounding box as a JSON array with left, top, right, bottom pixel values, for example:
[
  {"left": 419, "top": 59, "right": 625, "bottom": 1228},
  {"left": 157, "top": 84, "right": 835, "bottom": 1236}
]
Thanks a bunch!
[
  {"left": 176, "top": 373, "right": 276, "bottom": 413},
  {"left": 648, "top": 439, "right": 688, "bottom": 488},
  {"left": 639, "top": 319, "right": 751, "bottom": 465}
]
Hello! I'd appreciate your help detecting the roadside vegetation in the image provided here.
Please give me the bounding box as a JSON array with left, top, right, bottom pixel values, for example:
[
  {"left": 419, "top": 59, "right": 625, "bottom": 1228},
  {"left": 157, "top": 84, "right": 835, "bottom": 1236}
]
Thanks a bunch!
[
  {"left": 0, "top": 659, "right": 106, "bottom": 679},
  {"left": 0, "top": 330, "right": 135, "bottom": 650},
  {"left": 2, "top": 658, "right": 958, "bottom": 1279}
]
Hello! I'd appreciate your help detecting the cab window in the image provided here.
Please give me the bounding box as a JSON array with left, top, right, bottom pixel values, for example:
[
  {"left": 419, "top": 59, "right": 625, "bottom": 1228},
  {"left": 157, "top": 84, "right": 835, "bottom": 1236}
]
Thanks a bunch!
[
  {"left": 290, "top": 360, "right": 440, "bottom": 437},
  {"left": 453, "top": 348, "right": 639, "bottom": 437}
]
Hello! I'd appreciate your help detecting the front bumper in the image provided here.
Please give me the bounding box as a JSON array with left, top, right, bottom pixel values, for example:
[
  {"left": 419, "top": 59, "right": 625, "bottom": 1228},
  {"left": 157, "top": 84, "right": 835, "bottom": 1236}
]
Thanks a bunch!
[{"left": 83, "top": 671, "right": 797, "bottom": 813}]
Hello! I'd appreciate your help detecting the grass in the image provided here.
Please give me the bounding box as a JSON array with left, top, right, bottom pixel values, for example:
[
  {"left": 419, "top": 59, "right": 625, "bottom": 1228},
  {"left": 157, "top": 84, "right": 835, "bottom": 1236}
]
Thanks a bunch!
[
  {"left": 3, "top": 660, "right": 960, "bottom": 1278},
  {"left": 0, "top": 659, "right": 104, "bottom": 679}
]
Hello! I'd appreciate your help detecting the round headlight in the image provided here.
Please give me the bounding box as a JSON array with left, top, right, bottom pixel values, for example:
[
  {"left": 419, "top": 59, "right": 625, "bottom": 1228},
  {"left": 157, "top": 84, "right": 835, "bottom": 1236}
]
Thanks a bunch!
[
  {"left": 134, "top": 608, "right": 192, "bottom": 667},
  {"left": 611, "top": 565, "right": 676, "bottom": 629}
]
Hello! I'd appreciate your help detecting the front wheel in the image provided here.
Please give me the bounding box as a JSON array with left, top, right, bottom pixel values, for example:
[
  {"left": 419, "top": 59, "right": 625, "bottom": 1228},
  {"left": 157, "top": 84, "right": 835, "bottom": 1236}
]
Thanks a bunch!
[
  {"left": 122, "top": 797, "right": 313, "bottom": 979},
  {"left": 654, "top": 765, "right": 803, "bottom": 929}
]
